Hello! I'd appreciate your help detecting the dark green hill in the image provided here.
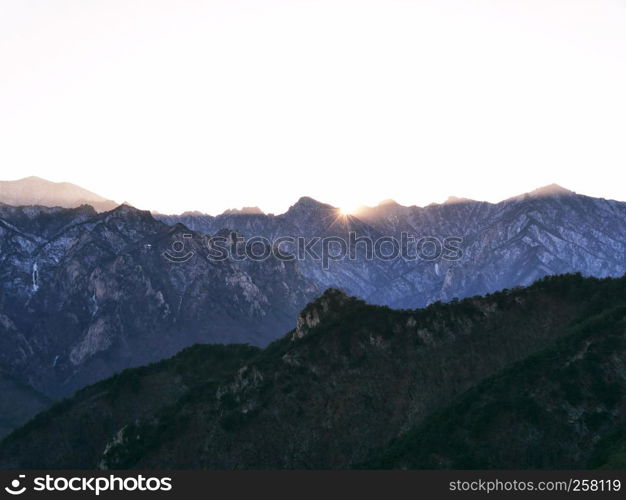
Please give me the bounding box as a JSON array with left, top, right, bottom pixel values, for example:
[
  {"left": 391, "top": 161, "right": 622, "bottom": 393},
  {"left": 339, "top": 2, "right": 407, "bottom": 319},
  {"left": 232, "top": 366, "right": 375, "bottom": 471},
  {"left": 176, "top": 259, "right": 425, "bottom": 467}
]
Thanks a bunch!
[
  {"left": 0, "top": 367, "right": 51, "bottom": 439},
  {"left": 2, "top": 273, "right": 626, "bottom": 469},
  {"left": 366, "top": 303, "right": 626, "bottom": 469}
]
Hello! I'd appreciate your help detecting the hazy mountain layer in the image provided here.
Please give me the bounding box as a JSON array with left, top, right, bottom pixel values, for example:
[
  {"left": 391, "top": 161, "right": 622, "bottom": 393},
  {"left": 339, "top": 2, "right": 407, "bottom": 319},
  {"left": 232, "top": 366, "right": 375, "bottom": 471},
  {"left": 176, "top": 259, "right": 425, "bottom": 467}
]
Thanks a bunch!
[{"left": 0, "top": 177, "right": 118, "bottom": 212}]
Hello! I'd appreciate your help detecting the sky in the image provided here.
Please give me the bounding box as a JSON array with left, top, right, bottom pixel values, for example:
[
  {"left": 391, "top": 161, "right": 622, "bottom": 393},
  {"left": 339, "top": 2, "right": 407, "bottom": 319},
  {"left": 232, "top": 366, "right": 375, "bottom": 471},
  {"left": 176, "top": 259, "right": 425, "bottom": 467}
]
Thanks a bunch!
[{"left": 1, "top": 1, "right": 625, "bottom": 215}]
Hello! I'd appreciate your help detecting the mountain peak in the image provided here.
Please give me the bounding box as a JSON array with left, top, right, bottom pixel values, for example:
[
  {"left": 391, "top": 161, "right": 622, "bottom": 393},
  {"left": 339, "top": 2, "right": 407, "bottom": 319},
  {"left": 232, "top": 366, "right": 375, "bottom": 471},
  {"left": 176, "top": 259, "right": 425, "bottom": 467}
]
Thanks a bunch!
[
  {"left": 295, "top": 196, "right": 324, "bottom": 206},
  {"left": 378, "top": 198, "right": 400, "bottom": 207},
  {"left": 443, "top": 196, "right": 474, "bottom": 205},
  {"left": 507, "top": 184, "right": 575, "bottom": 202},
  {"left": 293, "top": 288, "right": 352, "bottom": 340},
  {"left": 21, "top": 175, "right": 47, "bottom": 182},
  {"left": 105, "top": 203, "right": 155, "bottom": 223},
  {"left": 0, "top": 176, "right": 118, "bottom": 212},
  {"left": 529, "top": 183, "right": 574, "bottom": 197},
  {"left": 287, "top": 196, "right": 334, "bottom": 214},
  {"left": 221, "top": 206, "right": 264, "bottom": 216}
]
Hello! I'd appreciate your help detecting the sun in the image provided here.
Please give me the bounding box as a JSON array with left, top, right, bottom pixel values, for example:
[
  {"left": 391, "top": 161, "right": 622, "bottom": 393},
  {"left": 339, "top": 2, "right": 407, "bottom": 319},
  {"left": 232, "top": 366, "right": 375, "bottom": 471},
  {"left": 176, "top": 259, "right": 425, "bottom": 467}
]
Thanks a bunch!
[{"left": 338, "top": 205, "right": 359, "bottom": 216}]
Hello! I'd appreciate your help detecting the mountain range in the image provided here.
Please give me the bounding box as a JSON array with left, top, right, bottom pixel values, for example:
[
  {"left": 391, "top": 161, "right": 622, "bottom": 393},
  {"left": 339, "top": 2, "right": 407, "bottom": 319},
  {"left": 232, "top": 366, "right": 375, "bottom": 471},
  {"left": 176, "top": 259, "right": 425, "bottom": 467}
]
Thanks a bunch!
[
  {"left": 1, "top": 178, "right": 626, "bottom": 444},
  {"left": 159, "top": 183, "right": 626, "bottom": 309}
]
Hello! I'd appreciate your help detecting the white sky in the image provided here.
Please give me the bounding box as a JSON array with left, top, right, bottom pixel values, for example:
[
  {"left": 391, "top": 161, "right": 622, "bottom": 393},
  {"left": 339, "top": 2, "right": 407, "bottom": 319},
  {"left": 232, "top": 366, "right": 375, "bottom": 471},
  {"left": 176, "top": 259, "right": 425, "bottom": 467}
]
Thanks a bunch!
[{"left": 1, "top": 1, "right": 625, "bottom": 215}]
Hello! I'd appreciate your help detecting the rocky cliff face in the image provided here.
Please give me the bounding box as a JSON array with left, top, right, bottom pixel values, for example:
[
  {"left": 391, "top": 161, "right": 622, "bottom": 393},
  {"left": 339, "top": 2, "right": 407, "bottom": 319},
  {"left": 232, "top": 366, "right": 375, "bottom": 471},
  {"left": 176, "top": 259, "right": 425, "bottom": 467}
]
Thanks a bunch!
[
  {"left": 159, "top": 186, "right": 626, "bottom": 309},
  {"left": 0, "top": 204, "right": 320, "bottom": 401},
  {"left": 2, "top": 273, "right": 625, "bottom": 469}
]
